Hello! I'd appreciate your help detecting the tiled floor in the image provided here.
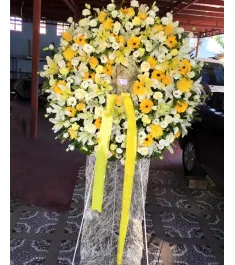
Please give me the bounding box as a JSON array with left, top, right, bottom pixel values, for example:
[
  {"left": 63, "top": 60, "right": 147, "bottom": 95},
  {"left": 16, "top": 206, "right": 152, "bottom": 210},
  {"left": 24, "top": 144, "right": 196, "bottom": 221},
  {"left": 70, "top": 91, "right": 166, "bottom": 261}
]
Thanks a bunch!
[{"left": 11, "top": 166, "right": 224, "bottom": 265}]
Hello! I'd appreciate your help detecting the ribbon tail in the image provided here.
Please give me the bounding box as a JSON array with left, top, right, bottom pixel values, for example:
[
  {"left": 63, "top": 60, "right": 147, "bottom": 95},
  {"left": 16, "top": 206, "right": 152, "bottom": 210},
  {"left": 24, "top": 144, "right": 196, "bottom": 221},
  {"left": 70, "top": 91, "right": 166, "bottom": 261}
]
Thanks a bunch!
[
  {"left": 117, "top": 93, "right": 137, "bottom": 265},
  {"left": 91, "top": 94, "right": 117, "bottom": 213}
]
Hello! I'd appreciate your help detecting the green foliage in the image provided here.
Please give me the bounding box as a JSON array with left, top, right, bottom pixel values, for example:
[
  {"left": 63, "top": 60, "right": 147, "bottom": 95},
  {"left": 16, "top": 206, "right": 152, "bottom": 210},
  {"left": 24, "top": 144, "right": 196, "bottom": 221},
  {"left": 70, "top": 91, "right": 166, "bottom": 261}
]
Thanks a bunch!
[{"left": 213, "top": 35, "right": 224, "bottom": 49}]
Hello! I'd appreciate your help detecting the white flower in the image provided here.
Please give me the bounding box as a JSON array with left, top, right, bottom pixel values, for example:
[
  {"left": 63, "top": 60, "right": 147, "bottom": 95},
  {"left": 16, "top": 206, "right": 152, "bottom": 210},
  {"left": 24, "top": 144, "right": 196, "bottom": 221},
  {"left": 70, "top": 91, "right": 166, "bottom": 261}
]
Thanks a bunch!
[
  {"left": 141, "top": 61, "right": 150, "bottom": 72},
  {"left": 107, "top": 3, "right": 116, "bottom": 11},
  {"left": 112, "top": 42, "right": 120, "bottom": 50},
  {"left": 63, "top": 121, "right": 71, "bottom": 128},
  {"left": 100, "top": 55, "right": 108, "bottom": 63},
  {"left": 46, "top": 107, "right": 52, "bottom": 113},
  {"left": 67, "top": 17, "right": 73, "bottom": 23},
  {"left": 142, "top": 115, "right": 151, "bottom": 124},
  {"left": 138, "top": 147, "right": 149, "bottom": 156},
  {"left": 173, "top": 114, "right": 180, "bottom": 123},
  {"left": 116, "top": 135, "right": 122, "bottom": 143},
  {"left": 185, "top": 92, "right": 192, "bottom": 98},
  {"left": 109, "top": 52, "right": 116, "bottom": 60},
  {"left": 69, "top": 145, "right": 75, "bottom": 151},
  {"left": 73, "top": 75, "right": 82, "bottom": 85},
  {"left": 138, "top": 131, "right": 147, "bottom": 140},
  {"left": 186, "top": 107, "right": 193, "bottom": 115},
  {"left": 146, "top": 17, "right": 154, "bottom": 26},
  {"left": 148, "top": 10, "right": 156, "bottom": 17},
  {"left": 160, "top": 120, "right": 168, "bottom": 128},
  {"left": 187, "top": 71, "right": 195, "bottom": 78},
  {"left": 113, "top": 21, "right": 121, "bottom": 35},
  {"left": 83, "top": 44, "right": 94, "bottom": 54},
  {"left": 71, "top": 57, "right": 79, "bottom": 66},
  {"left": 166, "top": 133, "right": 175, "bottom": 144},
  {"left": 174, "top": 127, "right": 179, "bottom": 134},
  {"left": 63, "top": 132, "right": 69, "bottom": 138},
  {"left": 152, "top": 5, "right": 159, "bottom": 12},
  {"left": 153, "top": 92, "right": 163, "bottom": 100},
  {"left": 89, "top": 19, "right": 97, "bottom": 27},
  {"left": 81, "top": 81, "right": 89, "bottom": 89},
  {"left": 173, "top": 90, "right": 182, "bottom": 98},
  {"left": 111, "top": 10, "right": 119, "bottom": 18},
  {"left": 75, "top": 89, "right": 86, "bottom": 100},
  {"left": 67, "top": 97, "right": 77, "bottom": 107},
  {"left": 146, "top": 42, "right": 153, "bottom": 52},
  {"left": 131, "top": 0, "right": 139, "bottom": 7},
  {"left": 194, "top": 95, "right": 200, "bottom": 101},
  {"left": 116, "top": 148, "right": 123, "bottom": 154},
  {"left": 49, "top": 44, "right": 54, "bottom": 50},
  {"left": 95, "top": 107, "right": 103, "bottom": 117},
  {"left": 157, "top": 54, "right": 165, "bottom": 63},
  {"left": 57, "top": 60, "right": 66, "bottom": 68},
  {"left": 79, "top": 18, "right": 89, "bottom": 27},
  {"left": 159, "top": 139, "right": 167, "bottom": 146},
  {"left": 84, "top": 122, "right": 96, "bottom": 134},
  {"left": 133, "top": 50, "right": 140, "bottom": 58},
  {"left": 72, "top": 43, "right": 79, "bottom": 51},
  {"left": 125, "top": 22, "right": 133, "bottom": 31},
  {"left": 54, "top": 54, "right": 63, "bottom": 62},
  {"left": 82, "top": 9, "right": 91, "bottom": 16}
]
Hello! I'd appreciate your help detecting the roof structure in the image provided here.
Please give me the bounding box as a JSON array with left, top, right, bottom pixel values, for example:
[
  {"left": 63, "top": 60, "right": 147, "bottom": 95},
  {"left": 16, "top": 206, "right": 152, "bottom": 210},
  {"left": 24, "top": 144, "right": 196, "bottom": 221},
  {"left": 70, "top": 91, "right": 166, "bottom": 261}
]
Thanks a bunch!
[{"left": 10, "top": 0, "right": 224, "bottom": 37}]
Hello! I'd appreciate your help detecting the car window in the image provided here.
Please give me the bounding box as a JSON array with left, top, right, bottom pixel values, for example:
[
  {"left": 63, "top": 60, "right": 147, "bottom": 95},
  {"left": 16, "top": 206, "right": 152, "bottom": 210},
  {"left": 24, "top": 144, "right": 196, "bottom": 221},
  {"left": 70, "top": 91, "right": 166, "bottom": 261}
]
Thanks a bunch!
[
  {"left": 206, "top": 92, "right": 224, "bottom": 113},
  {"left": 201, "top": 62, "right": 224, "bottom": 86}
]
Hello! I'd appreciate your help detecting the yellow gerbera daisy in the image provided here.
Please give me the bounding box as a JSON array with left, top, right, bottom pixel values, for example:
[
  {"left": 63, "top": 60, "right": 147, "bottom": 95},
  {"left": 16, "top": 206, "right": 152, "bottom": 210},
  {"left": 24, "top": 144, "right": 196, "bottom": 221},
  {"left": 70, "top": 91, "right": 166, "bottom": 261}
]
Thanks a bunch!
[
  {"left": 166, "top": 35, "right": 178, "bottom": 49},
  {"left": 127, "top": 36, "right": 141, "bottom": 49},
  {"left": 174, "top": 100, "right": 189, "bottom": 113},
  {"left": 62, "top": 31, "right": 73, "bottom": 42},
  {"left": 164, "top": 23, "right": 174, "bottom": 35},
  {"left": 74, "top": 35, "right": 86, "bottom": 46},
  {"left": 133, "top": 81, "right": 146, "bottom": 95},
  {"left": 116, "top": 35, "right": 126, "bottom": 46},
  {"left": 150, "top": 124, "right": 163, "bottom": 139},
  {"left": 89, "top": 57, "right": 99, "bottom": 68},
  {"left": 103, "top": 18, "right": 114, "bottom": 30},
  {"left": 83, "top": 72, "right": 95, "bottom": 80},
  {"left": 143, "top": 134, "right": 153, "bottom": 147},
  {"left": 63, "top": 47, "right": 76, "bottom": 61},
  {"left": 76, "top": 103, "right": 86, "bottom": 111},
  {"left": 98, "top": 11, "right": 107, "bottom": 23},
  {"left": 140, "top": 99, "right": 153, "bottom": 114},
  {"left": 162, "top": 75, "right": 172, "bottom": 85},
  {"left": 66, "top": 106, "right": 76, "bottom": 117},
  {"left": 177, "top": 78, "right": 193, "bottom": 93},
  {"left": 178, "top": 59, "right": 192, "bottom": 76},
  {"left": 94, "top": 118, "right": 101, "bottom": 129},
  {"left": 147, "top": 56, "right": 158, "bottom": 69},
  {"left": 103, "top": 64, "right": 113, "bottom": 76},
  {"left": 152, "top": 69, "right": 164, "bottom": 81}
]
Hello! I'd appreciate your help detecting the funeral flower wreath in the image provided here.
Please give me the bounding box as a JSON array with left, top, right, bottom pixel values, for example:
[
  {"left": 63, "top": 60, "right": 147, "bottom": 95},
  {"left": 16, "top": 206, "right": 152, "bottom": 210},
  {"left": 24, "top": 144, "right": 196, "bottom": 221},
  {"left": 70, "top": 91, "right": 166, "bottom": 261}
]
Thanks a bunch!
[{"left": 41, "top": 0, "right": 203, "bottom": 162}]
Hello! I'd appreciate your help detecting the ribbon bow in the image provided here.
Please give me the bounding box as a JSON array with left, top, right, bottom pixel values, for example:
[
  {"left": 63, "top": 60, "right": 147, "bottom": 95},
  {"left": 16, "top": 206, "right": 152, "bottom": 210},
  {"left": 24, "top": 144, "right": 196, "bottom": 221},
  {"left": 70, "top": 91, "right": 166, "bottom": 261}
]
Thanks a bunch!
[{"left": 91, "top": 93, "right": 137, "bottom": 265}]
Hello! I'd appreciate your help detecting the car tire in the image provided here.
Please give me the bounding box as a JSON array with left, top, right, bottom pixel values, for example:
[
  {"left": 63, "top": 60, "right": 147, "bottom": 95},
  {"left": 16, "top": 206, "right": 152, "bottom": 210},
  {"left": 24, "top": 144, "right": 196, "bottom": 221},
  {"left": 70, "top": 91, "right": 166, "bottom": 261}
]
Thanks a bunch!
[{"left": 182, "top": 138, "right": 205, "bottom": 177}]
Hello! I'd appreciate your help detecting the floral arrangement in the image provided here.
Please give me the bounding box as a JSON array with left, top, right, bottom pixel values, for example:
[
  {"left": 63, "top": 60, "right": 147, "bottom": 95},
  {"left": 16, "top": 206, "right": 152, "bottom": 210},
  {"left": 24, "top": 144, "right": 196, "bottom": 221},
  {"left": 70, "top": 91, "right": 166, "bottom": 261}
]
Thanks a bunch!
[{"left": 40, "top": 0, "right": 203, "bottom": 162}]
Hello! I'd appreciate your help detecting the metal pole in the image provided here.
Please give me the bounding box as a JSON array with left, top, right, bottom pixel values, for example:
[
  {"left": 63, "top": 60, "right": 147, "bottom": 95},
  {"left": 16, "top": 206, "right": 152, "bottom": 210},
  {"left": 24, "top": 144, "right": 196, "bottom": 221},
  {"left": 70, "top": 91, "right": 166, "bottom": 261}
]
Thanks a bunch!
[
  {"left": 31, "top": 0, "right": 41, "bottom": 139},
  {"left": 195, "top": 32, "right": 201, "bottom": 57}
]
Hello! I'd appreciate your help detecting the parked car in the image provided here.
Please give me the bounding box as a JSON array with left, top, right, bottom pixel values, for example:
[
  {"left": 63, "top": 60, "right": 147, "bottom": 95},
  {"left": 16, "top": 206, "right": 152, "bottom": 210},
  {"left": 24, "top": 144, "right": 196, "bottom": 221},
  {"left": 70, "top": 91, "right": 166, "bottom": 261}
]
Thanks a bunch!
[{"left": 179, "top": 58, "right": 224, "bottom": 188}]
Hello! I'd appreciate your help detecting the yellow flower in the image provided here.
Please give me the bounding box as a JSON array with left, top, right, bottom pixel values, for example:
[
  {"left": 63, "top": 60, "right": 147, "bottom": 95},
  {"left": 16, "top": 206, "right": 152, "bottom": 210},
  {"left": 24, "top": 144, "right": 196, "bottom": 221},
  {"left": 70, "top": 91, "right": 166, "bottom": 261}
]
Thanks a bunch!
[
  {"left": 171, "top": 49, "right": 178, "bottom": 56},
  {"left": 127, "top": 36, "right": 141, "bottom": 49},
  {"left": 150, "top": 124, "right": 163, "bottom": 139},
  {"left": 178, "top": 59, "right": 192, "bottom": 76},
  {"left": 116, "top": 95, "right": 122, "bottom": 106},
  {"left": 152, "top": 69, "right": 164, "bottom": 81},
  {"left": 133, "top": 81, "right": 146, "bottom": 95},
  {"left": 140, "top": 99, "right": 153, "bottom": 114},
  {"left": 84, "top": 72, "right": 95, "bottom": 81},
  {"left": 133, "top": 16, "right": 141, "bottom": 26},
  {"left": 116, "top": 35, "right": 126, "bottom": 46},
  {"left": 127, "top": 7, "right": 135, "bottom": 17},
  {"left": 67, "top": 62, "right": 73, "bottom": 70},
  {"left": 103, "top": 64, "right": 113, "bottom": 76},
  {"left": 94, "top": 118, "right": 101, "bottom": 129},
  {"left": 53, "top": 80, "right": 66, "bottom": 95},
  {"left": 103, "top": 18, "right": 114, "bottom": 30},
  {"left": 177, "top": 78, "right": 193, "bottom": 93},
  {"left": 44, "top": 56, "right": 59, "bottom": 76},
  {"left": 166, "top": 35, "right": 178, "bottom": 49},
  {"left": 138, "top": 12, "right": 147, "bottom": 20},
  {"left": 68, "top": 127, "right": 78, "bottom": 139},
  {"left": 162, "top": 75, "right": 172, "bottom": 85},
  {"left": 98, "top": 11, "right": 107, "bottom": 23},
  {"left": 164, "top": 23, "right": 174, "bottom": 35},
  {"left": 66, "top": 106, "right": 76, "bottom": 117},
  {"left": 76, "top": 103, "right": 86, "bottom": 111},
  {"left": 63, "top": 47, "right": 76, "bottom": 61},
  {"left": 174, "top": 100, "right": 189, "bottom": 113},
  {"left": 89, "top": 56, "right": 99, "bottom": 68},
  {"left": 62, "top": 31, "right": 73, "bottom": 42},
  {"left": 143, "top": 134, "right": 153, "bottom": 147},
  {"left": 175, "top": 130, "right": 181, "bottom": 138},
  {"left": 75, "top": 35, "right": 86, "bottom": 46},
  {"left": 153, "top": 24, "right": 164, "bottom": 32},
  {"left": 147, "top": 56, "right": 158, "bottom": 69}
]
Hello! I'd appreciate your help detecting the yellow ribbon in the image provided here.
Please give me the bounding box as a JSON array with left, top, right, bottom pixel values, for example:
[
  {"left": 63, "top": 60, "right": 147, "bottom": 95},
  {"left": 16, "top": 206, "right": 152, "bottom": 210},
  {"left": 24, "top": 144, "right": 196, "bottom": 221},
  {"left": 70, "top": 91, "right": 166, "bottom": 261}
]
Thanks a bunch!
[{"left": 91, "top": 93, "right": 137, "bottom": 265}]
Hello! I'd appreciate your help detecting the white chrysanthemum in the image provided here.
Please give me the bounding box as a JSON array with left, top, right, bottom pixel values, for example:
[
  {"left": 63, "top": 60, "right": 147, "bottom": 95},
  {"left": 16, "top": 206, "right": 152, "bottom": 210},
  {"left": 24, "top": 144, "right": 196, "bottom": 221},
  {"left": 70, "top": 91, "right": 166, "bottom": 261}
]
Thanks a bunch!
[
  {"left": 63, "top": 132, "right": 69, "bottom": 138},
  {"left": 125, "top": 22, "right": 133, "bottom": 31},
  {"left": 100, "top": 55, "right": 108, "bottom": 63},
  {"left": 67, "top": 97, "right": 77, "bottom": 107},
  {"left": 89, "top": 19, "right": 97, "bottom": 27},
  {"left": 160, "top": 120, "right": 168, "bottom": 128},
  {"left": 131, "top": 0, "right": 139, "bottom": 7},
  {"left": 107, "top": 3, "right": 116, "bottom": 11},
  {"left": 112, "top": 42, "right": 120, "bottom": 50},
  {"left": 82, "top": 9, "right": 91, "bottom": 16},
  {"left": 142, "top": 115, "right": 151, "bottom": 124},
  {"left": 113, "top": 21, "right": 121, "bottom": 35},
  {"left": 71, "top": 57, "right": 79, "bottom": 66},
  {"left": 116, "top": 148, "right": 123, "bottom": 154},
  {"left": 138, "top": 147, "right": 149, "bottom": 156},
  {"left": 141, "top": 61, "right": 150, "bottom": 72},
  {"left": 84, "top": 123, "right": 96, "bottom": 134},
  {"left": 108, "top": 52, "right": 116, "bottom": 60},
  {"left": 79, "top": 18, "right": 89, "bottom": 27},
  {"left": 71, "top": 43, "right": 79, "bottom": 51},
  {"left": 145, "top": 41, "right": 153, "bottom": 52},
  {"left": 81, "top": 81, "right": 89, "bottom": 89},
  {"left": 111, "top": 10, "right": 119, "bottom": 18},
  {"left": 153, "top": 92, "right": 163, "bottom": 100},
  {"left": 75, "top": 89, "right": 86, "bottom": 100},
  {"left": 83, "top": 44, "right": 94, "bottom": 54},
  {"left": 173, "top": 90, "right": 182, "bottom": 98},
  {"left": 133, "top": 50, "right": 140, "bottom": 58},
  {"left": 146, "top": 17, "right": 154, "bottom": 26}
]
